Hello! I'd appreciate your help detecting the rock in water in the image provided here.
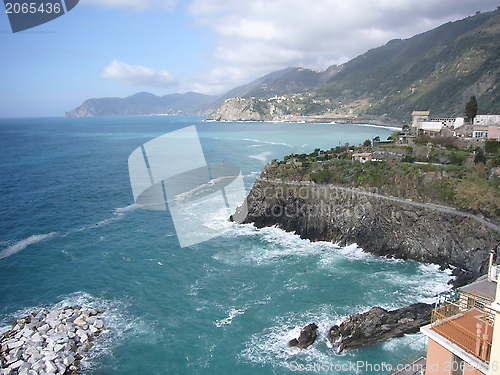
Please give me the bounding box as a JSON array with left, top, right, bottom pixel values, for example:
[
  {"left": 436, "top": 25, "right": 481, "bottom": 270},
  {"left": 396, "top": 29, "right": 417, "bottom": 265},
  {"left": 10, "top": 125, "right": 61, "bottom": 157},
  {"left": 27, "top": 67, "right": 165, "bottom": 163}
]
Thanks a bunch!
[
  {"left": 328, "top": 303, "right": 433, "bottom": 352},
  {"left": 288, "top": 323, "right": 318, "bottom": 349}
]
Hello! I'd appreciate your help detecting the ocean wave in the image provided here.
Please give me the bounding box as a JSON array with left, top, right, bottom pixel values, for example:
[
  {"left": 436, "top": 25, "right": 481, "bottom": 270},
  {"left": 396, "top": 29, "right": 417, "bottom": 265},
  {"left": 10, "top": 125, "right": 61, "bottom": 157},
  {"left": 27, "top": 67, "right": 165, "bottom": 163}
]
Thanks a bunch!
[
  {"left": 218, "top": 224, "right": 451, "bottom": 305},
  {"left": 239, "top": 305, "right": 346, "bottom": 370},
  {"left": 0, "top": 232, "right": 58, "bottom": 260},
  {"left": 214, "top": 307, "right": 247, "bottom": 327},
  {"left": 75, "top": 203, "right": 139, "bottom": 232},
  {"left": 249, "top": 151, "right": 273, "bottom": 163},
  {"left": 217, "top": 225, "right": 353, "bottom": 266},
  {"left": 243, "top": 138, "right": 293, "bottom": 148}
]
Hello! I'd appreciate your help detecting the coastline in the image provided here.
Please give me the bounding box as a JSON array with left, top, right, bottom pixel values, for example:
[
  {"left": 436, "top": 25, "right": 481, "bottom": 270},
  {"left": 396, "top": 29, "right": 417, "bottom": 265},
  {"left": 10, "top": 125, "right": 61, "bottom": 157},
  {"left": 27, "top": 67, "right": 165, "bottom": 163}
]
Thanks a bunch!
[
  {"left": 235, "top": 175, "right": 499, "bottom": 287},
  {"left": 204, "top": 116, "right": 402, "bottom": 130}
]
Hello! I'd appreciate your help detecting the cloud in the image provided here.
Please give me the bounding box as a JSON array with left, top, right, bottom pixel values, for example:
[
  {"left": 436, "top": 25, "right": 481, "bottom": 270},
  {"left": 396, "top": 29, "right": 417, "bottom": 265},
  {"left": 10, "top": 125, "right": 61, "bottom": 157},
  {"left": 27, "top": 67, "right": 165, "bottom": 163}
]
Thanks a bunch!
[
  {"left": 101, "top": 60, "right": 178, "bottom": 88},
  {"left": 186, "top": 0, "right": 499, "bottom": 94},
  {"left": 81, "top": 0, "right": 178, "bottom": 11}
]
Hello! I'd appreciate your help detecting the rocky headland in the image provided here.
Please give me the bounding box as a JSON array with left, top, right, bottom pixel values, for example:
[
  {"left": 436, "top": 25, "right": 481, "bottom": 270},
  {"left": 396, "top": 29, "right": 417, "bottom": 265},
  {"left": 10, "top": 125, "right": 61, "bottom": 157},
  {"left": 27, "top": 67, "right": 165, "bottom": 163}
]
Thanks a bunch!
[
  {"left": 234, "top": 144, "right": 500, "bottom": 350},
  {"left": 0, "top": 306, "right": 105, "bottom": 375},
  {"left": 328, "top": 303, "right": 433, "bottom": 352},
  {"left": 237, "top": 177, "right": 499, "bottom": 287}
]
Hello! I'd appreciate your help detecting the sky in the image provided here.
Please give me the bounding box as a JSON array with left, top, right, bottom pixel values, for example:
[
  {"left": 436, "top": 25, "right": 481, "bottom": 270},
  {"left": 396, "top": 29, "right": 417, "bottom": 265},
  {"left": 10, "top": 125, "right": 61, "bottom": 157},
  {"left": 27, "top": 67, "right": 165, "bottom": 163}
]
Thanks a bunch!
[{"left": 0, "top": 0, "right": 499, "bottom": 117}]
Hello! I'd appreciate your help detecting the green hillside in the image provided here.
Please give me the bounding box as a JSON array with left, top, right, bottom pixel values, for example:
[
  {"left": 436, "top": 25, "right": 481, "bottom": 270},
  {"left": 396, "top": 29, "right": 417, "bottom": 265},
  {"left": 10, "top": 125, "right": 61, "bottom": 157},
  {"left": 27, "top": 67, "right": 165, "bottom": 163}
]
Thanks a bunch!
[{"left": 314, "top": 8, "right": 500, "bottom": 122}]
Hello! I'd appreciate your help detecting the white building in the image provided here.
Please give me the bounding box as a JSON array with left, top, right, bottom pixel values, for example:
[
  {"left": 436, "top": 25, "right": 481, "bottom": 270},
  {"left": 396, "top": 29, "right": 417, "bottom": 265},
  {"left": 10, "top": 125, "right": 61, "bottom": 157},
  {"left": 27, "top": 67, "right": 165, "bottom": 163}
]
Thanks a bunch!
[{"left": 475, "top": 115, "right": 500, "bottom": 126}]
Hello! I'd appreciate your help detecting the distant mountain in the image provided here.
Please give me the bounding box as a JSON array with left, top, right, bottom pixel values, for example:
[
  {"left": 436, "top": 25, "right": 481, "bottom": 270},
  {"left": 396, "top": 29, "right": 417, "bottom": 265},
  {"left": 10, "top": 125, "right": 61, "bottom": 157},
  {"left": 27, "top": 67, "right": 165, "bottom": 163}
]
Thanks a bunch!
[
  {"left": 219, "top": 67, "right": 298, "bottom": 100},
  {"left": 313, "top": 7, "right": 500, "bottom": 121},
  {"left": 64, "top": 66, "right": 329, "bottom": 117},
  {"left": 64, "top": 91, "right": 217, "bottom": 117},
  {"left": 221, "top": 66, "right": 339, "bottom": 100},
  {"left": 209, "top": 7, "right": 500, "bottom": 123},
  {"left": 68, "top": 8, "right": 500, "bottom": 121}
]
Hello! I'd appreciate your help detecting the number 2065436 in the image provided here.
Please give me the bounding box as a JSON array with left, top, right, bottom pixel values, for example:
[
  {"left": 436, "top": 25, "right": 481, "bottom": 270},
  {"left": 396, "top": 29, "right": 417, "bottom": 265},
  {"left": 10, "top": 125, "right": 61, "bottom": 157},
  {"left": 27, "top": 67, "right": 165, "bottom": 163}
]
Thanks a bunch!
[{"left": 5, "top": 2, "right": 62, "bottom": 14}]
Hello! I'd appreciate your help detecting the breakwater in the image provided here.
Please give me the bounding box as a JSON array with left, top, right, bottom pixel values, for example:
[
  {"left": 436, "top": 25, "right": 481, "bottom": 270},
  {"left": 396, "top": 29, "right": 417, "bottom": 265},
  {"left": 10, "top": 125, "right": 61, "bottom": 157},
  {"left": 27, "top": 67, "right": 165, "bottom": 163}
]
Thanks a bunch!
[{"left": 0, "top": 306, "right": 105, "bottom": 375}]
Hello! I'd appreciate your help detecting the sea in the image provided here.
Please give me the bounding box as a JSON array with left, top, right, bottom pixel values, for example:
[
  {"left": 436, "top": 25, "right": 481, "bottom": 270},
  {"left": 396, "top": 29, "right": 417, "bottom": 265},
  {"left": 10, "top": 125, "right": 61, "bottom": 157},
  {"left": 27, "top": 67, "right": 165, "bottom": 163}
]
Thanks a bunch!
[{"left": 0, "top": 116, "right": 452, "bottom": 375}]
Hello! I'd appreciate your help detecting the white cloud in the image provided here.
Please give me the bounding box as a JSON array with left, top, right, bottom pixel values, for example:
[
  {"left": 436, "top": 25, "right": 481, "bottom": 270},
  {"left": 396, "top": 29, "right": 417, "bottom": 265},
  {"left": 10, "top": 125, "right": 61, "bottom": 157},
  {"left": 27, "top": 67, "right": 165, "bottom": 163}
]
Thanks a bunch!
[
  {"left": 100, "top": 60, "right": 178, "bottom": 88},
  {"left": 81, "top": 0, "right": 177, "bottom": 11},
  {"left": 185, "top": 0, "right": 499, "bottom": 94}
]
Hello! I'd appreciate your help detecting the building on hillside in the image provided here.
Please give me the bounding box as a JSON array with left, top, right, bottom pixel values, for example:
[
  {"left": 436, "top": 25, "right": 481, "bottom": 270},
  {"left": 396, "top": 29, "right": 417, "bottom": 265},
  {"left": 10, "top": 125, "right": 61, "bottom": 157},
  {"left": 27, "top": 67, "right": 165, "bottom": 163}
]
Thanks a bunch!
[
  {"left": 411, "top": 111, "right": 462, "bottom": 135},
  {"left": 454, "top": 117, "right": 467, "bottom": 129},
  {"left": 475, "top": 115, "right": 500, "bottom": 126},
  {"left": 461, "top": 126, "right": 500, "bottom": 140},
  {"left": 352, "top": 152, "right": 372, "bottom": 163},
  {"left": 421, "top": 121, "right": 444, "bottom": 136},
  {"left": 473, "top": 126, "right": 490, "bottom": 139},
  {"left": 488, "top": 127, "right": 500, "bottom": 140},
  {"left": 410, "top": 111, "right": 500, "bottom": 140},
  {"left": 412, "top": 111, "right": 431, "bottom": 132}
]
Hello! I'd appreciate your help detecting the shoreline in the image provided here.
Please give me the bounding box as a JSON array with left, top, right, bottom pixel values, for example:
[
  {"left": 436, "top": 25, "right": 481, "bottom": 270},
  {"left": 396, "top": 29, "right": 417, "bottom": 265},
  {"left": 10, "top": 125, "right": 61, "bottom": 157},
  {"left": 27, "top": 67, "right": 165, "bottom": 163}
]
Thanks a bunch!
[{"left": 204, "top": 117, "right": 403, "bottom": 130}]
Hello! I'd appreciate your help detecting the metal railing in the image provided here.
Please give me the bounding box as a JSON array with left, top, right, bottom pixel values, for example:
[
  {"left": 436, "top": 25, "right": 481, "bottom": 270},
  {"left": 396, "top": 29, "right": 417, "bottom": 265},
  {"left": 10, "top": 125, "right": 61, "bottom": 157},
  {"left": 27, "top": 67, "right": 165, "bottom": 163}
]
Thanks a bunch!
[
  {"left": 390, "top": 335, "right": 427, "bottom": 375},
  {"left": 430, "top": 290, "right": 494, "bottom": 363}
]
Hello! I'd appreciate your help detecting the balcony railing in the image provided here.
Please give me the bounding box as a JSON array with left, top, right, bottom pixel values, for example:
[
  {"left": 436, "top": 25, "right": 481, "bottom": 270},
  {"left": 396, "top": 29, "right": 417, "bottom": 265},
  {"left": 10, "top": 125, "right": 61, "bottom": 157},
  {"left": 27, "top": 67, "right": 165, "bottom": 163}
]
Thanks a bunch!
[{"left": 430, "top": 290, "right": 494, "bottom": 363}]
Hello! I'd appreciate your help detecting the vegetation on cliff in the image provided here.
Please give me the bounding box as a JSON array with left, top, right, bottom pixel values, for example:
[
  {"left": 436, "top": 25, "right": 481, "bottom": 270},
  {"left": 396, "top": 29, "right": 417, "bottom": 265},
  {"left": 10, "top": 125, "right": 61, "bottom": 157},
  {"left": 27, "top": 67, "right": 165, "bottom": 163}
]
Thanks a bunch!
[{"left": 261, "top": 139, "right": 500, "bottom": 219}]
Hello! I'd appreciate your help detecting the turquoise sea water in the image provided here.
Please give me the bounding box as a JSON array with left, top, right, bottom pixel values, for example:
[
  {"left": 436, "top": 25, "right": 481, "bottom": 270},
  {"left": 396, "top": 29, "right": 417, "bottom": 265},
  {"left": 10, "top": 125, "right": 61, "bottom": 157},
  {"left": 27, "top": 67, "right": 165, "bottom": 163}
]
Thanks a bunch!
[{"left": 0, "top": 116, "right": 451, "bottom": 374}]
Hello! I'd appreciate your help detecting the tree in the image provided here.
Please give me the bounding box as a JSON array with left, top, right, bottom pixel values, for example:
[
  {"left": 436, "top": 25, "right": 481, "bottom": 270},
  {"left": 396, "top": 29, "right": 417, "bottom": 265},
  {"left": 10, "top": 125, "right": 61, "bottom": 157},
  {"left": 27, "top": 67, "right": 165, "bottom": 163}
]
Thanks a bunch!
[
  {"left": 465, "top": 95, "right": 478, "bottom": 122},
  {"left": 387, "top": 131, "right": 402, "bottom": 141},
  {"left": 474, "top": 147, "right": 486, "bottom": 164},
  {"left": 363, "top": 139, "right": 371, "bottom": 147}
]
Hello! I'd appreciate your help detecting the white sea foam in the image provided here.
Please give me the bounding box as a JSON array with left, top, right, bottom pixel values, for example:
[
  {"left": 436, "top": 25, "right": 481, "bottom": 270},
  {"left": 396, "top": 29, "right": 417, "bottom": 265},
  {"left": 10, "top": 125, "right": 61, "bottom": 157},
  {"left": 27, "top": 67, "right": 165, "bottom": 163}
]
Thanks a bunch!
[
  {"left": 0, "top": 232, "right": 58, "bottom": 260},
  {"left": 243, "top": 138, "right": 293, "bottom": 148},
  {"left": 239, "top": 305, "right": 348, "bottom": 370},
  {"left": 214, "top": 307, "right": 247, "bottom": 327},
  {"left": 75, "top": 203, "right": 139, "bottom": 232},
  {"left": 219, "top": 223, "right": 451, "bottom": 305},
  {"left": 217, "top": 225, "right": 368, "bottom": 267},
  {"left": 249, "top": 151, "right": 273, "bottom": 163},
  {"left": 381, "top": 332, "right": 426, "bottom": 353}
]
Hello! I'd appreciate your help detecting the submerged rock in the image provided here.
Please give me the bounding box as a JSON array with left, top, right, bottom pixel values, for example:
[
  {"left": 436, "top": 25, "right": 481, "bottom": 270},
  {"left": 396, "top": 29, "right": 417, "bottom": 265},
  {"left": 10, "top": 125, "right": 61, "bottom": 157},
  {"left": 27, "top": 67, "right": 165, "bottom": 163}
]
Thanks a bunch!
[
  {"left": 288, "top": 323, "right": 318, "bottom": 349},
  {"left": 0, "top": 306, "right": 105, "bottom": 374},
  {"left": 328, "top": 303, "right": 433, "bottom": 352}
]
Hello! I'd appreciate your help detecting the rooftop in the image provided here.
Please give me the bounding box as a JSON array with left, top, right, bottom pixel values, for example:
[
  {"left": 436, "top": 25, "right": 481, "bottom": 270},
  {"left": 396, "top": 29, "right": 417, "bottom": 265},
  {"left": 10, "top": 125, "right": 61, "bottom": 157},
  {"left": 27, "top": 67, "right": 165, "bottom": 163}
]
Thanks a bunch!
[
  {"left": 431, "top": 307, "right": 492, "bottom": 363},
  {"left": 460, "top": 275, "right": 497, "bottom": 300}
]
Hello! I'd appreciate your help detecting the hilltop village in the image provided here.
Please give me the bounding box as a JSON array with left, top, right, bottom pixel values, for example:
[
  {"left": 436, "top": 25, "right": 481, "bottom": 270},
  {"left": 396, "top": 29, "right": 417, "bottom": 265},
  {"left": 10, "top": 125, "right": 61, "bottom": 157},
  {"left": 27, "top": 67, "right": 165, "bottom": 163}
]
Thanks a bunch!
[
  {"left": 408, "top": 110, "right": 500, "bottom": 141},
  {"left": 258, "top": 106, "right": 500, "bottom": 217}
]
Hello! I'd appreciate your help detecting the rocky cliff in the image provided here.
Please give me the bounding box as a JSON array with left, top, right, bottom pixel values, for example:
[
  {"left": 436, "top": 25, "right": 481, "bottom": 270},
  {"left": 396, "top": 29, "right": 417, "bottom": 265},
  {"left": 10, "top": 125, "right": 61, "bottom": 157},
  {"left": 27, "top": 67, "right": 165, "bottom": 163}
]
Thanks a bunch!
[
  {"left": 207, "top": 97, "right": 275, "bottom": 121},
  {"left": 236, "top": 178, "right": 500, "bottom": 286},
  {"left": 328, "top": 303, "right": 433, "bottom": 352}
]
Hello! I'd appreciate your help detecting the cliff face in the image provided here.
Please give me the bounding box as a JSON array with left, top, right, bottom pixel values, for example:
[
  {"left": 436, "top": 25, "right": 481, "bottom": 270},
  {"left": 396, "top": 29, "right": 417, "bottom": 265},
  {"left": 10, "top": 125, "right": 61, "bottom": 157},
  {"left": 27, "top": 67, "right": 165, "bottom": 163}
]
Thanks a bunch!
[
  {"left": 238, "top": 179, "right": 500, "bottom": 286},
  {"left": 207, "top": 97, "right": 272, "bottom": 121}
]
